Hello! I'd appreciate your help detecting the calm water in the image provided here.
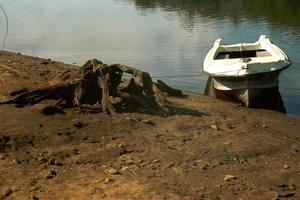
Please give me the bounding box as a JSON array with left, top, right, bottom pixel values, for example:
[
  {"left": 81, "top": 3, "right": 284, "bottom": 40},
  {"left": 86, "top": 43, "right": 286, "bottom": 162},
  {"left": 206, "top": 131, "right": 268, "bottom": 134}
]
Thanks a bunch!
[{"left": 1, "top": 0, "right": 300, "bottom": 116}]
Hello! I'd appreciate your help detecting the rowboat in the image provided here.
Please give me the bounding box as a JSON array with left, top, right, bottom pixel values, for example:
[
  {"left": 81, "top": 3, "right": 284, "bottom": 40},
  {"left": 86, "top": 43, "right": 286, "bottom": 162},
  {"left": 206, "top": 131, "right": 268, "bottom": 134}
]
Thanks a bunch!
[{"left": 203, "top": 35, "right": 291, "bottom": 107}]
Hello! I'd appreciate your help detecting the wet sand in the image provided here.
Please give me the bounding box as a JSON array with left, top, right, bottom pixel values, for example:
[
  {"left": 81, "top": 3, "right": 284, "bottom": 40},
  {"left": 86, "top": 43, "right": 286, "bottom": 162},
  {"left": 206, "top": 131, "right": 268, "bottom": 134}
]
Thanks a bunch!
[{"left": 0, "top": 50, "right": 299, "bottom": 199}]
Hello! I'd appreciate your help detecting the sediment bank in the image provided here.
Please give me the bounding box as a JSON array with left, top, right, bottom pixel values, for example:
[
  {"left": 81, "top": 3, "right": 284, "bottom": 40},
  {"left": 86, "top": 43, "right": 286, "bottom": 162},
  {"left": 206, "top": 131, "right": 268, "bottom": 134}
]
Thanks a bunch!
[{"left": 0, "top": 50, "right": 299, "bottom": 199}]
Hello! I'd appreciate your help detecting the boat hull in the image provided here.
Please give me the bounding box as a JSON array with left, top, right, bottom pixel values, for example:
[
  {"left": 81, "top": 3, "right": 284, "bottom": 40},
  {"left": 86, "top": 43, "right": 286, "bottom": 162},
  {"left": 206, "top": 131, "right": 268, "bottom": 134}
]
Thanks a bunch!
[
  {"left": 204, "top": 71, "right": 286, "bottom": 111},
  {"left": 212, "top": 70, "right": 282, "bottom": 91}
]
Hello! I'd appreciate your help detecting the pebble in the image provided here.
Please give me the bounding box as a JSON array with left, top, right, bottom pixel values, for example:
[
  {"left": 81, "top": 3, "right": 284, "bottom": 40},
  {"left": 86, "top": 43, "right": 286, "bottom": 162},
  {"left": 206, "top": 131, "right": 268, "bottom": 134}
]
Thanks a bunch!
[
  {"left": 32, "top": 196, "right": 40, "bottom": 200},
  {"left": 46, "top": 169, "right": 57, "bottom": 179},
  {"left": 210, "top": 124, "right": 219, "bottom": 130},
  {"left": 121, "top": 166, "right": 129, "bottom": 171},
  {"left": 48, "top": 158, "right": 63, "bottom": 166},
  {"left": 12, "top": 158, "right": 21, "bottom": 164},
  {"left": 142, "top": 119, "right": 156, "bottom": 126},
  {"left": 41, "top": 60, "right": 49, "bottom": 65},
  {"left": 1, "top": 188, "right": 13, "bottom": 198},
  {"left": 73, "top": 120, "right": 87, "bottom": 128},
  {"left": 103, "top": 177, "right": 112, "bottom": 184},
  {"left": 283, "top": 164, "right": 290, "bottom": 169},
  {"left": 228, "top": 124, "right": 236, "bottom": 129},
  {"left": 108, "top": 168, "right": 119, "bottom": 175},
  {"left": 224, "top": 175, "right": 236, "bottom": 181},
  {"left": 0, "top": 153, "right": 5, "bottom": 160}
]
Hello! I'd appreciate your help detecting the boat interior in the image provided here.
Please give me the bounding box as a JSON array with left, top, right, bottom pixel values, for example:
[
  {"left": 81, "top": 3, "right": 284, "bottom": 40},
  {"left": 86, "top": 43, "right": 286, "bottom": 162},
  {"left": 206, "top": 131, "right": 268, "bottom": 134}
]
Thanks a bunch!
[{"left": 215, "top": 49, "right": 271, "bottom": 60}]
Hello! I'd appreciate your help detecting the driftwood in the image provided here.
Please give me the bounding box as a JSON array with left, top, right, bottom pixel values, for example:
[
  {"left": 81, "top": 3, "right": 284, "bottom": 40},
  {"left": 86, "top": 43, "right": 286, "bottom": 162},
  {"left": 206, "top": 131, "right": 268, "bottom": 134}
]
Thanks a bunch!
[{"left": 1, "top": 59, "right": 183, "bottom": 114}]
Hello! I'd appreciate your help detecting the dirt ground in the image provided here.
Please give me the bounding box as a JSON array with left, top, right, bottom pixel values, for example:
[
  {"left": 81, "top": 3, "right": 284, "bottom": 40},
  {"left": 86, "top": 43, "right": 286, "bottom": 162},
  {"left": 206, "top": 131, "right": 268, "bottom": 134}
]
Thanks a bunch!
[{"left": 0, "top": 50, "right": 300, "bottom": 200}]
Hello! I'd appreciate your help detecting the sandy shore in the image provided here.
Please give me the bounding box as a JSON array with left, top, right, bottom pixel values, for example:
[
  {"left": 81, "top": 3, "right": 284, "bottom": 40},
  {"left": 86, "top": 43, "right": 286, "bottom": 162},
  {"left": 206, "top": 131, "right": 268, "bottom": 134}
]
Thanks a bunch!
[{"left": 0, "top": 50, "right": 299, "bottom": 200}]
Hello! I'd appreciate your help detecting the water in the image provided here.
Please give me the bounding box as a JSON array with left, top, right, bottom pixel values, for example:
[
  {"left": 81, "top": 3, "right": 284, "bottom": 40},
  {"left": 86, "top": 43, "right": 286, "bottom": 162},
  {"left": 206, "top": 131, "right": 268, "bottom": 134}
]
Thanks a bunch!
[{"left": 1, "top": 0, "right": 300, "bottom": 116}]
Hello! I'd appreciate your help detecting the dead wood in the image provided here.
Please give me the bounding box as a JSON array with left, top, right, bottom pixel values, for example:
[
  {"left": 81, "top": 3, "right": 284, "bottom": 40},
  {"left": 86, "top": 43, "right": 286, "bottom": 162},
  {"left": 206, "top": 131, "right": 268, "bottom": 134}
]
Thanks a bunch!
[
  {"left": 156, "top": 79, "right": 184, "bottom": 97},
  {"left": 1, "top": 59, "right": 183, "bottom": 114}
]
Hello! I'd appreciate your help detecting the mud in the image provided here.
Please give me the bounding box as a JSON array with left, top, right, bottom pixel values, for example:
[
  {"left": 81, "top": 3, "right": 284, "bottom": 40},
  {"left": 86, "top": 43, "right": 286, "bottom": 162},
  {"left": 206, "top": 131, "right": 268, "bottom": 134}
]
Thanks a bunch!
[{"left": 0, "top": 50, "right": 299, "bottom": 199}]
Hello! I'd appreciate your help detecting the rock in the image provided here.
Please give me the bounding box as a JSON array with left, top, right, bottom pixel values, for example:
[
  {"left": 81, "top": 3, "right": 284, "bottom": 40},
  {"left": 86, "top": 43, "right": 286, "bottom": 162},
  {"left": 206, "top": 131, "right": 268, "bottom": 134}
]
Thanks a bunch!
[
  {"left": 32, "top": 195, "right": 40, "bottom": 200},
  {"left": 0, "top": 153, "right": 6, "bottom": 160},
  {"left": 228, "top": 124, "right": 236, "bottom": 129},
  {"left": 193, "top": 159, "right": 210, "bottom": 170},
  {"left": 103, "top": 177, "right": 113, "bottom": 184},
  {"left": 107, "top": 168, "right": 119, "bottom": 175},
  {"left": 12, "top": 158, "right": 21, "bottom": 164},
  {"left": 41, "top": 60, "right": 49, "bottom": 65},
  {"left": 46, "top": 169, "right": 57, "bottom": 179},
  {"left": 73, "top": 120, "right": 87, "bottom": 128},
  {"left": 152, "top": 159, "right": 160, "bottom": 163},
  {"left": 41, "top": 106, "right": 64, "bottom": 115},
  {"left": 262, "top": 124, "right": 267, "bottom": 128},
  {"left": 1, "top": 188, "right": 13, "bottom": 198},
  {"left": 283, "top": 164, "right": 290, "bottom": 169},
  {"left": 210, "top": 124, "right": 220, "bottom": 130},
  {"left": 48, "top": 158, "right": 63, "bottom": 166},
  {"left": 142, "top": 119, "right": 156, "bottom": 126},
  {"left": 121, "top": 166, "right": 129, "bottom": 171},
  {"left": 224, "top": 175, "right": 236, "bottom": 181}
]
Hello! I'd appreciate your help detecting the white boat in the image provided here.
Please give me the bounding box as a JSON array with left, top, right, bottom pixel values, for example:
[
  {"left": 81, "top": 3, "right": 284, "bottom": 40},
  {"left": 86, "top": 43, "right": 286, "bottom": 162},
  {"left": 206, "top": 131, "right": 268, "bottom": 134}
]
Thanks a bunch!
[{"left": 203, "top": 35, "right": 291, "bottom": 107}]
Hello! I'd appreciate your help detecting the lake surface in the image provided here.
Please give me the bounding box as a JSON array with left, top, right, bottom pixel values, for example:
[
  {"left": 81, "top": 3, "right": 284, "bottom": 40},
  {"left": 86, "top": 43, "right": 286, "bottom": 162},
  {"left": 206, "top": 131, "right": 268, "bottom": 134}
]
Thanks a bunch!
[{"left": 1, "top": 0, "right": 300, "bottom": 116}]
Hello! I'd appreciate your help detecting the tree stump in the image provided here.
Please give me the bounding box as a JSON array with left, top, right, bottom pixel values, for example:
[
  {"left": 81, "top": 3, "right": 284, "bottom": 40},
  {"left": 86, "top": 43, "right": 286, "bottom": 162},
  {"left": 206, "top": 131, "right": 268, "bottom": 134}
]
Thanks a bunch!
[{"left": 1, "top": 59, "right": 183, "bottom": 115}]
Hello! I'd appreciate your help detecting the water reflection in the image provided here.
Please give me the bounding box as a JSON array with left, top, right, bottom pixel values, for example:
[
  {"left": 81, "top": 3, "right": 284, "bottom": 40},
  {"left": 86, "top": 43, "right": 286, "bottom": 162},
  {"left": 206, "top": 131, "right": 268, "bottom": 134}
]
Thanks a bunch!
[
  {"left": 123, "top": 0, "right": 300, "bottom": 30},
  {"left": 1, "top": 0, "right": 300, "bottom": 116},
  {"left": 204, "top": 76, "right": 286, "bottom": 113}
]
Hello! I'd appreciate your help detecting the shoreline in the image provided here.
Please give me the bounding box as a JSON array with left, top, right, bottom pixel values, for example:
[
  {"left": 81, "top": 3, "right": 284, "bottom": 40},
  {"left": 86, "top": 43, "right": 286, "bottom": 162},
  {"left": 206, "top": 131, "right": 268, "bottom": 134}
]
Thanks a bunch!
[{"left": 0, "top": 50, "right": 299, "bottom": 199}]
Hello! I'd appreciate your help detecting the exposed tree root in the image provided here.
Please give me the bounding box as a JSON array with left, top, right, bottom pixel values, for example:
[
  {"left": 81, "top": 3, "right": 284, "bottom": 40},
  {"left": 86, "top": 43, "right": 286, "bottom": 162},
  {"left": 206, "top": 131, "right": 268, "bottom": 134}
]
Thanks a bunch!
[{"left": 1, "top": 59, "right": 184, "bottom": 115}]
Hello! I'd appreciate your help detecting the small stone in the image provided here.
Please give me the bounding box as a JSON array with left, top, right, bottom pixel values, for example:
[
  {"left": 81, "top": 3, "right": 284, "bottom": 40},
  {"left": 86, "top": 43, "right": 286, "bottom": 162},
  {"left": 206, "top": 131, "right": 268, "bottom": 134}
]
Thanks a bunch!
[
  {"left": 262, "top": 124, "right": 267, "bottom": 128},
  {"left": 41, "top": 60, "right": 49, "bottom": 65},
  {"left": 107, "top": 168, "right": 119, "bottom": 175},
  {"left": 193, "top": 159, "right": 209, "bottom": 170},
  {"left": 32, "top": 195, "right": 39, "bottom": 200},
  {"left": 0, "top": 153, "right": 5, "bottom": 160},
  {"left": 228, "top": 124, "right": 236, "bottom": 129},
  {"left": 142, "top": 119, "right": 156, "bottom": 126},
  {"left": 48, "top": 158, "right": 63, "bottom": 166},
  {"left": 210, "top": 124, "right": 219, "bottom": 130},
  {"left": 283, "top": 164, "right": 290, "bottom": 169},
  {"left": 17, "top": 52, "right": 21, "bottom": 55},
  {"left": 2, "top": 188, "right": 13, "bottom": 198},
  {"left": 12, "top": 158, "right": 21, "bottom": 164},
  {"left": 73, "top": 120, "right": 87, "bottom": 128},
  {"left": 224, "top": 175, "right": 236, "bottom": 181},
  {"left": 46, "top": 169, "right": 57, "bottom": 179},
  {"left": 152, "top": 159, "right": 160, "bottom": 163},
  {"left": 49, "top": 158, "right": 56, "bottom": 165},
  {"left": 103, "top": 178, "right": 112, "bottom": 184},
  {"left": 121, "top": 166, "right": 129, "bottom": 171}
]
